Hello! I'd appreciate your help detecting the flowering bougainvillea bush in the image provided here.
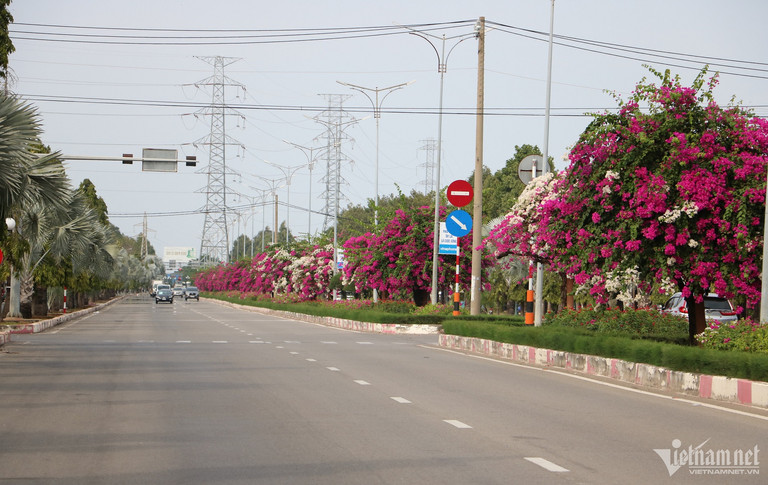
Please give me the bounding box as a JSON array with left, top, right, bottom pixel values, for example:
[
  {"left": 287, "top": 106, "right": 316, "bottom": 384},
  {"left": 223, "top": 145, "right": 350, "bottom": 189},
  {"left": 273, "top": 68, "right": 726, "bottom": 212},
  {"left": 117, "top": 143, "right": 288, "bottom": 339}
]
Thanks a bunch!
[
  {"left": 195, "top": 244, "right": 335, "bottom": 301},
  {"left": 696, "top": 318, "right": 768, "bottom": 353},
  {"left": 486, "top": 67, "right": 768, "bottom": 340},
  {"left": 342, "top": 204, "right": 493, "bottom": 305}
]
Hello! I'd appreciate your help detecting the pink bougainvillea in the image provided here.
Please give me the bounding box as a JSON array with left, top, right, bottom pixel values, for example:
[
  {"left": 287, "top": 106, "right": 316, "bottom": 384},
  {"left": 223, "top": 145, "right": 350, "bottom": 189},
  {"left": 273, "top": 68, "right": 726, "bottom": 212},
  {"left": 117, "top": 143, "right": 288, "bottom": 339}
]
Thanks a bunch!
[{"left": 486, "top": 68, "right": 768, "bottom": 315}]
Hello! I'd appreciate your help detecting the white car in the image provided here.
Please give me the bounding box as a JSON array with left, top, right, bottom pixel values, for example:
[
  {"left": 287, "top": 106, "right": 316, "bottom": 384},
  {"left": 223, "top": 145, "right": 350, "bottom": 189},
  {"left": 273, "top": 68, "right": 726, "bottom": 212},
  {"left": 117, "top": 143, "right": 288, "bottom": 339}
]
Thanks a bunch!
[
  {"left": 172, "top": 286, "right": 184, "bottom": 297},
  {"left": 661, "top": 292, "right": 738, "bottom": 323}
]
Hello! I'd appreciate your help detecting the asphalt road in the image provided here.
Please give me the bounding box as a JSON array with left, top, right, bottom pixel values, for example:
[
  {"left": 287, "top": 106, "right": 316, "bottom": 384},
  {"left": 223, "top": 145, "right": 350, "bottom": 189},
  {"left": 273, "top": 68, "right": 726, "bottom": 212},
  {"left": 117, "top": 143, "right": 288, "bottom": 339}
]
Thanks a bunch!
[{"left": 1, "top": 295, "right": 767, "bottom": 484}]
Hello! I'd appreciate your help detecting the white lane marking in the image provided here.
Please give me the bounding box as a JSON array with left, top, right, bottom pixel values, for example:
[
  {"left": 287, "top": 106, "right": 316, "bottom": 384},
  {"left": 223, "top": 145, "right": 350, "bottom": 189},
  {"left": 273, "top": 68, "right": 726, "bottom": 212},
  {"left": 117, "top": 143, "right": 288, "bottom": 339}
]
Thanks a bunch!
[
  {"left": 249, "top": 341, "right": 265, "bottom": 344},
  {"left": 176, "top": 340, "right": 191, "bottom": 343},
  {"left": 321, "top": 341, "right": 337, "bottom": 344},
  {"left": 391, "top": 397, "right": 411, "bottom": 404},
  {"left": 357, "top": 341, "right": 373, "bottom": 345},
  {"left": 354, "top": 380, "right": 371, "bottom": 386},
  {"left": 212, "top": 341, "right": 228, "bottom": 344},
  {"left": 284, "top": 340, "right": 300, "bottom": 344},
  {"left": 306, "top": 358, "right": 317, "bottom": 362},
  {"left": 444, "top": 420, "right": 472, "bottom": 429},
  {"left": 290, "top": 352, "right": 299, "bottom": 355},
  {"left": 276, "top": 346, "right": 284, "bottom": 349},
  {"left": 327, "top": 367, "right": 340, "bottom": 372},
  {"left": 424, "top": 345, "right": 768, "bottom": 423},
  {"left": 524, "top": 457, "right": 569, "bottom": 472}
]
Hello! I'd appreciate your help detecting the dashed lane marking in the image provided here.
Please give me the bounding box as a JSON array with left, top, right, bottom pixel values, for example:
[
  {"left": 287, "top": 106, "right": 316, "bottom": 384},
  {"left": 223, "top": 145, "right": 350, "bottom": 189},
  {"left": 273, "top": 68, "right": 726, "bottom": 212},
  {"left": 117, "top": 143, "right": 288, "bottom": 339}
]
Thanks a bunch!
[
  {"left": 327, "top": 367, "right": 340, "bottom": 372},
  {"left": 443, "top": 420, "right": 472, "bottom": 429},
  {"left": 354, "top": 380, "right": 371, "bottom": 386},
  {"left": 391, "top": 397, "right": 412, "bottom": 404},
  {"left": 524, "top": 457, "right": 569, "bottom": 473}
]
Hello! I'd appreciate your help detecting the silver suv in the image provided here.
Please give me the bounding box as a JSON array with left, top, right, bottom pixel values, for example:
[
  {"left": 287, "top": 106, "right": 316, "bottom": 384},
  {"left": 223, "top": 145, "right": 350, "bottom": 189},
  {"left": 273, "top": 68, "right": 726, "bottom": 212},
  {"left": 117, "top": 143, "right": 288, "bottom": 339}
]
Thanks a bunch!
[
  {"left": 184, "top": 286, "right": 200, "bottom": 301},
  {"left": 661, "top": 292, "right": 737, "bottom": 323}
]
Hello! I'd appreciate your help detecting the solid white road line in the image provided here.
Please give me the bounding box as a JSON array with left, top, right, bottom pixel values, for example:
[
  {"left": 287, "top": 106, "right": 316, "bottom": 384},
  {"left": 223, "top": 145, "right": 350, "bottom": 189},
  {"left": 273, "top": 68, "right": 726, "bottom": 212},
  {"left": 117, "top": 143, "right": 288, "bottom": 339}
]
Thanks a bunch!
[
  {"left": 524, "top": 457, "right": 569, "bottom": 472},
  {"left": 443, "top": 420, "right": 472, "bottom": 429}
]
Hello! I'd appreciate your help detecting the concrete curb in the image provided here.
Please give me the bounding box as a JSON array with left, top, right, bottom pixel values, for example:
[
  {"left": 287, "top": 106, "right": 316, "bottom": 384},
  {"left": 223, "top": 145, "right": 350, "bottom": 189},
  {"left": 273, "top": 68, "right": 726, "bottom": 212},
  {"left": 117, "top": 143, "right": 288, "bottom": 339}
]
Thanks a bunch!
[
  {"left": 208, "top": 298, "right": 441, "bottom": 335},
  {"left": 1, "top": 296, "right": 126, "bottom": 340},
  {"left": 438, "top": 334, "right": 768, "bottom": 411}
]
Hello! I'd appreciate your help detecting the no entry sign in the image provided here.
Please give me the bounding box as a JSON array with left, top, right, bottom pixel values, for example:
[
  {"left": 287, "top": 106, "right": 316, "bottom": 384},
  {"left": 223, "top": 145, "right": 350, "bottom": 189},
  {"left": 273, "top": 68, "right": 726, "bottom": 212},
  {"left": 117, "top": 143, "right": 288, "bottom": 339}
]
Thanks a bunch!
[{"left": 446, "top": 180, "right": 473, "bottom": 207}]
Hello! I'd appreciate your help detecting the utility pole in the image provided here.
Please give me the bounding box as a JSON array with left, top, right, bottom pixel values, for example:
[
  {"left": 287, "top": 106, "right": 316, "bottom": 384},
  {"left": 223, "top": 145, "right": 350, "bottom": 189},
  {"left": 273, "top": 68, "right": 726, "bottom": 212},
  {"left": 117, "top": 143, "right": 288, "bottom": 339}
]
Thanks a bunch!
[
  {"left": 470, "top": 17, "right": 485, "bottom": 315},
  {"left": 535, "top": 1, "right": 556, "bottom": 326}
]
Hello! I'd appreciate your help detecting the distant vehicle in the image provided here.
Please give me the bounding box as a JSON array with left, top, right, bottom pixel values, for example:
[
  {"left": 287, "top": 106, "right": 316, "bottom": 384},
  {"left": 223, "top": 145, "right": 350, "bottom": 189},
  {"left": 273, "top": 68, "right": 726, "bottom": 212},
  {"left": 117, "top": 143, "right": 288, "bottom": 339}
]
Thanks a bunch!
[
  {"left": 155, "top": 288, "right": 174, "bottom": 304},
  {"left": 183, "top": 286, "right": 200, "bottom": 301},
  {"left": 150, "top": 280, "right": 164, "bottom": 297},
  {"left": 172, "top": 286, "right": 184, "bottom": 297},
  {"left": 661, "top": 292, "right": 737, "bottom": 323}
]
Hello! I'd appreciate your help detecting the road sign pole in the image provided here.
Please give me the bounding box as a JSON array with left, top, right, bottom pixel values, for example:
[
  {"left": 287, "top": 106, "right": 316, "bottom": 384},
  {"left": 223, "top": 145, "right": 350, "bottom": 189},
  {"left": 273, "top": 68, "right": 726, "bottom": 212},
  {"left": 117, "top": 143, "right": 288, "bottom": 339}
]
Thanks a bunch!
[{"left": 453, "top": 237, "right": 461, "bottom": 316}]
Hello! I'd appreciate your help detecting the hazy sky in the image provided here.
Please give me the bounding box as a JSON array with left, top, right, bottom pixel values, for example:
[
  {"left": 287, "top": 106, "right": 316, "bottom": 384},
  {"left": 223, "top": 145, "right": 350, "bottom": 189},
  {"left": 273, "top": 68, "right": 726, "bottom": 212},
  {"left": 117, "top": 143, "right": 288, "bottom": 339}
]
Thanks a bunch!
[{"left": 8, "top": 1, "right": 767, "bottom": 259}]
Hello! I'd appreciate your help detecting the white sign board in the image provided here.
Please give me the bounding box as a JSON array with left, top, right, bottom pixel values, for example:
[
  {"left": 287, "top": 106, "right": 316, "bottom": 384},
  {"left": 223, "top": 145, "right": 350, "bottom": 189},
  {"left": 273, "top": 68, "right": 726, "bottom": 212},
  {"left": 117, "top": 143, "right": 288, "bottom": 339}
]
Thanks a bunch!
[
  {"left": 438, "top": 222, "right": 459, "bottom": 255},
  {"left": 142, "top": 148, "right": 178, "bottom": 173}
]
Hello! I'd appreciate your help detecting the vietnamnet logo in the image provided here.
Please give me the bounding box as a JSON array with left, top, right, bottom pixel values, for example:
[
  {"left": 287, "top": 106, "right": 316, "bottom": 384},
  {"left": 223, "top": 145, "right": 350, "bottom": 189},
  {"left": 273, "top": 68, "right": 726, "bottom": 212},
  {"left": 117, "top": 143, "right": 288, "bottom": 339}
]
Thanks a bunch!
[{"left": 654, "top": 439, "right": 760, "bottom": 476}]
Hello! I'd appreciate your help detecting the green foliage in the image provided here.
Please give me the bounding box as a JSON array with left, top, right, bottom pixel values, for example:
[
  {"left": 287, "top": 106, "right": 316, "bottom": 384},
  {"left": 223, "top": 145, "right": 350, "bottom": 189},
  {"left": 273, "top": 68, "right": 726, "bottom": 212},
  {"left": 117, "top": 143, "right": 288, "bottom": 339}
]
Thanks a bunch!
[
  {"left": 696, "top": 318, "right": 768, "bottom": 353},
  {"left": 0, "top": 0, "right": 13, "bottom": 79},
  {"left": 545, "top": 307, "right": 689, "bottom": 343}
]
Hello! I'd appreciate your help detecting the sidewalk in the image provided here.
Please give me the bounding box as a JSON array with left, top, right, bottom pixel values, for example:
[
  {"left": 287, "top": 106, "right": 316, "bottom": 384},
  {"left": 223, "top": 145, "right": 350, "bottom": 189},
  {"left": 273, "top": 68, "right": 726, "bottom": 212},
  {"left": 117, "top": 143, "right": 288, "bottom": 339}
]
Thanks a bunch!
[{"left": 0, "top": 296, "right": 125, "bottom": 340}]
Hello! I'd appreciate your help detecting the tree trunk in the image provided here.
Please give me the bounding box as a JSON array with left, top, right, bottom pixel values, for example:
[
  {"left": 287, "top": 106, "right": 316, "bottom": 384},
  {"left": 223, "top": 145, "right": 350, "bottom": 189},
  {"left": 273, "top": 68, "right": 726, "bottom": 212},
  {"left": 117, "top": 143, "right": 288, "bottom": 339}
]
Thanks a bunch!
[
  {"left": 685, "top": 295, "right": 707, "bottom": 345},
  {"left": 8, "top": 267, "right": 21, "bottom": 318},
  {"left": 413, "top": 287, "right": 430, "bottom": 307},
  {"left": 31, "top": 285, "right": 48, "bottom": 317}
]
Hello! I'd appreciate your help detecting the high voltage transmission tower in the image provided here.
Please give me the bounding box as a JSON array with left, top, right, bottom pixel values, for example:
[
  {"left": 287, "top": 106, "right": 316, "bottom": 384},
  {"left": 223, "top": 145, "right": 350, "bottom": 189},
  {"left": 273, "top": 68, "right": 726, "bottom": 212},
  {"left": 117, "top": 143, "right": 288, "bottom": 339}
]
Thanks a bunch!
[
  {"left": 314, "top": 94, "right": 357, "bottom": 233},
  {"left": 188, "top": 56, "right": 246, "bottom": 264},
  {"left": 418, "top": 138, "right": 438, "bottom": 196}
]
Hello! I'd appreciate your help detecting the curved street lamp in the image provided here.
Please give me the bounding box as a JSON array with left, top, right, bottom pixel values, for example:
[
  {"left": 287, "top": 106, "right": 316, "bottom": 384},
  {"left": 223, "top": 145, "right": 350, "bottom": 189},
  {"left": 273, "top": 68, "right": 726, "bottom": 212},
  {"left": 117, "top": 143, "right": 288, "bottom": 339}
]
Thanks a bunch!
[{"left": 404, "top": 25, "right": 477, "bottom": 305}]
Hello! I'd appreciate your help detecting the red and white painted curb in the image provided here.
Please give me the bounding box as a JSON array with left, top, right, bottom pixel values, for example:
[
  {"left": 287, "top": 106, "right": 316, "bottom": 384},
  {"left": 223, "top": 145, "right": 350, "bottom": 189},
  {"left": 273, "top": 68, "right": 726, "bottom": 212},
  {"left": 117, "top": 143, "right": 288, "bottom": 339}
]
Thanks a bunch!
[{"left": 438, "top": 334, "right": 768, "bottom": 410}]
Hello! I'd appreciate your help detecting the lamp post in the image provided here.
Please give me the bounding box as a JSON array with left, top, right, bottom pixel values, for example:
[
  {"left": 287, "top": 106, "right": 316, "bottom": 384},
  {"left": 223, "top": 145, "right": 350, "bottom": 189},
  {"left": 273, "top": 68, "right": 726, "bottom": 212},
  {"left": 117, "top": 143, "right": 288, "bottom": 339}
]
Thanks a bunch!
[
  {"left": 284, "top": 140, "right": 320, "bottom": 240},
  {"left": 534, "top": 0, "right": 556, "bottom": 326},
  {"left": 265, "top": 161, "right": 304, "bottom": 246},
  {"left": 337, "top": 80, "right": 412, "bottom": 302},
  {"left": 252, "top": 176, "right": 286, "bottom": 246},
  {"left": 406, "top": 25, "right": 477, "bottom": 305}
]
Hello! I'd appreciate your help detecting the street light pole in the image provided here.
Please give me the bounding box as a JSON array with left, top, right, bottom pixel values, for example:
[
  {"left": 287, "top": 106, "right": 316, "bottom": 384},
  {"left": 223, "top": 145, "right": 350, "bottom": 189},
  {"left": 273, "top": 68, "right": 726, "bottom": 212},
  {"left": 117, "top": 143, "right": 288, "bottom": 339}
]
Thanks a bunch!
[
  {"left": 337, "top": 79, "right": 412, "bottom": 302},
  {"left": 406, "top": 25, "right": 476, "bottom": 305},
  {"left": 336, "top": 80, "right": 412, "bottom": 230},
  {"left": 265, "top": 160, "right": 304, "bottom": 246},
  {"left": 535, "top": 0, "right": 556, "bottom": 327},
  {"left": 284, "top": 140, "right": 320, "bottom": 240}
]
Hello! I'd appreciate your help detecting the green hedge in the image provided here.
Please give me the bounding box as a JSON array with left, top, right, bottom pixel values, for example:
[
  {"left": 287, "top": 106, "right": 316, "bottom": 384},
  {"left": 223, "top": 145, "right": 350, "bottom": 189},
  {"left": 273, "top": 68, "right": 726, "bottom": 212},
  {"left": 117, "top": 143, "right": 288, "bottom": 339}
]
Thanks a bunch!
[{"left": 442, "top": 320, "right": 768, "bottom": 381}]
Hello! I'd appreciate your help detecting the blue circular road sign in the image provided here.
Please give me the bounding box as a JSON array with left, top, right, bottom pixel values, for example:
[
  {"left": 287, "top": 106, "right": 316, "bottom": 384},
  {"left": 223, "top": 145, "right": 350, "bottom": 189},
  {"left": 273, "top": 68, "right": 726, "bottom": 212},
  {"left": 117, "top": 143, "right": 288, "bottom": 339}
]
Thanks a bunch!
[{"left": 446, "top": 209, "right": 473, "bottom": 238}]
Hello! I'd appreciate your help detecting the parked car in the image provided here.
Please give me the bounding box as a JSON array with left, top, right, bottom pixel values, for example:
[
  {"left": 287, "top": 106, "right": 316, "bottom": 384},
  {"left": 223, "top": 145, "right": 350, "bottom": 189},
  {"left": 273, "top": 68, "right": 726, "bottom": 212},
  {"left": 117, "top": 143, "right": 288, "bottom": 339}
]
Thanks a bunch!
[
  {"left": 661, "top": 292, "right": 737, "bottom": 323},
  {"left": 172, "top": 286, "right": 184, "bottom": 297},
  {"left": 183, "top": 286, "right": 200, "bottom": 301},
  {"left": 155, "top": 288, "right": 174, "bottom": 304}
]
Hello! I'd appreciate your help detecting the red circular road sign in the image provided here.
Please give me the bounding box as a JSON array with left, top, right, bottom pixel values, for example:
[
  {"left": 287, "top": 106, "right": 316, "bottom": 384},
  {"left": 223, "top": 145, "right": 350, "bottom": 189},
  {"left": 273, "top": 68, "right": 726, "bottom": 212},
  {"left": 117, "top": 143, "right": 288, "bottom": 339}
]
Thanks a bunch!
[{"left": 446, "top": 180, "right": 474, "bottom": 207}]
